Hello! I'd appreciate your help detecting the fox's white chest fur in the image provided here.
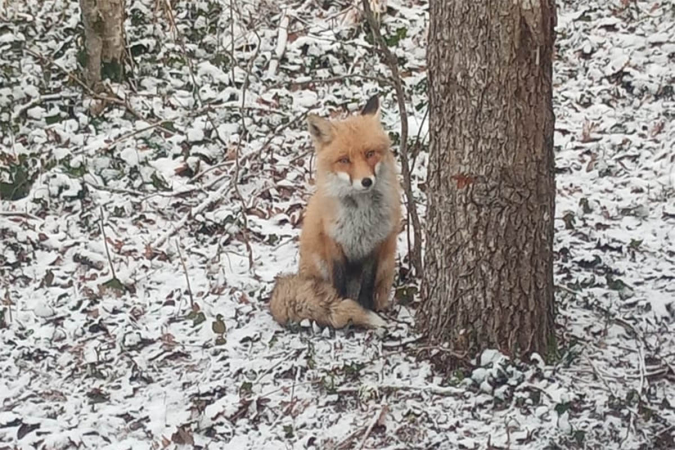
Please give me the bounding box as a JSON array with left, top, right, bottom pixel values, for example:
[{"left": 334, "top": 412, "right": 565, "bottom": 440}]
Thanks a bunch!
[{"left": 329, "top": 173, "right": 396, "bottom": 262}]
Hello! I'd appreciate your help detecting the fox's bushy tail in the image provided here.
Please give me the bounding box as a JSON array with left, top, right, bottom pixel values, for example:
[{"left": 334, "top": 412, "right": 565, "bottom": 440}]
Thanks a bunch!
[{"left": 269, "top": 274, "right": 385, "bottom": 329}]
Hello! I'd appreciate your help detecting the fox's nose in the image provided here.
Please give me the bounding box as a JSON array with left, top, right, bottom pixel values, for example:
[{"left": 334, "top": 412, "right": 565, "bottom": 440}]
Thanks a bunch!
[{"left": 361, "top": 177, "right": 373, "bottom": 188}]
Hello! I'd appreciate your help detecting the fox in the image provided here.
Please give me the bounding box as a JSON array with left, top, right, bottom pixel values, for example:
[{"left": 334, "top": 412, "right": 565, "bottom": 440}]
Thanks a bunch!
[{"left": 269, "top": 95, "right": 401, "bottom": 329}]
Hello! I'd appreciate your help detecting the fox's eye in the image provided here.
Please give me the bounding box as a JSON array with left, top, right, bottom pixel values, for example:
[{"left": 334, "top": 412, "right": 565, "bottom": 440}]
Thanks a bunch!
[
  {"left": 366, "top": 151, "right": 376, "bottom": 159},
  {"left": 338, "top": 157, "right": 350, "bottom": 164}
]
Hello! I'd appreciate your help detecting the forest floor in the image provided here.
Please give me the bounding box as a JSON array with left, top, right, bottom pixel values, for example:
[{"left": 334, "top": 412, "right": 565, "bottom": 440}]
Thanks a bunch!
[{"left": 1, "top": 0, "right": 674, "bottom": 449}]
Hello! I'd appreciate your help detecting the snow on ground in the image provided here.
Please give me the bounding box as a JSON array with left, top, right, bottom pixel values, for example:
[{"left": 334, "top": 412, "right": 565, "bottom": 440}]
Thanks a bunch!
[{"left": 1, "top": 0, "right": 674, "bottom": 448}]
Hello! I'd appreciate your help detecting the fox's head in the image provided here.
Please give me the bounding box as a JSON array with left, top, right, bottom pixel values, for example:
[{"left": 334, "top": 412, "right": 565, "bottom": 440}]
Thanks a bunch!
[{"left": 307, "top": 96, "right": 393, "bottom": 197}]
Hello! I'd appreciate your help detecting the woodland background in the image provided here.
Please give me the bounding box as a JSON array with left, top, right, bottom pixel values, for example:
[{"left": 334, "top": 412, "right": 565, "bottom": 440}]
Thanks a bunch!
[{"left": 1, "top": 0, "right": 674, "bottom": 448}]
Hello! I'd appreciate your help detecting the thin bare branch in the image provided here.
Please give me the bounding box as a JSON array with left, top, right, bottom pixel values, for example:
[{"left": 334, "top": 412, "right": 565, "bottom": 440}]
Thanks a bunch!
[
  {"left": 175, "top": 239, "right": 195, "bottom": 309},
  {"left": 360, "top": 0, "right": 423, "bottom": 277},
  {"left": 0, "top": 211, "right": 44, "bottom": 221},
  {"left": 241, "top": 105, "right": 318, "bottom": 164},
  {"left": 267, "top": 73, "right": 390, "bottom": 90},
  {"left": 11, "top": 92, "right": 81, "bottom": 121},
  {"left": 151, "top": 180, "right": 232, "bottom": 248},
  {"left": 227, "top": 6, "right": 261, "bottom": 272},
  {"left": 99, "top": 206, "right": 117, "bottom": 281}
]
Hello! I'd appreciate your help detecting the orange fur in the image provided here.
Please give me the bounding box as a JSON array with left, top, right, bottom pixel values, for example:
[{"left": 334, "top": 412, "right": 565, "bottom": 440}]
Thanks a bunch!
[
  {"left": 299, "top": 97, "right": 401, "bottom": 309},
  {"left": 269, "top": 95, "right": 401, "bottom": 329}
]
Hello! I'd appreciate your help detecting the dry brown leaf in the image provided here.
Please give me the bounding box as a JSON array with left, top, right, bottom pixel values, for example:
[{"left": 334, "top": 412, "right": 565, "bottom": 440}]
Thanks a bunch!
[
  {"left": 580, "top": 119, "right": 595, "bottom": 143},
  {"left": 174, "top": 162, "right": 191, "bottom": 177},
  {"left": 160, "top": 333, "right": 176, "bottom": 348},
  {"left": 586, "top": 153, "right": 598, "bottom": 172},
  {"left": 226, "top": 145, "right": 237, "bottom": 161},
  {"left": 161, "top": 436, "right": 171, "bottom": 448},
  {"left": 650, "top": 120, "right": 664, "bottom": 137},
  {"left": 130, "top": 306, "right": 145, "bottom": 320},
  {"left": 171, "top": 425, "right": 194, "bottom": 445}
]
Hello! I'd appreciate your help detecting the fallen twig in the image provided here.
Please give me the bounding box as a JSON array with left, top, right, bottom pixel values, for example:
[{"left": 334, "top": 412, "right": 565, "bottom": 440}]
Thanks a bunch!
[
  {"left": 72, "top": 118, "right": 175, "bottom": 157},
  {"left": 2, "top": 289, "right": 14, "bottom": 325},
  {"left": 516, "top": 383, "right": 555, "bottom": 402},
  {"left": 266, "top": 12, "right": 290, "bottom": 79},
  {"left": 175, "top": 239, "right": 195, "bottom": 309},
  {"left": 415, "top": 345, "right": 469, "bottom": 360},
  {"left": 85, "top": 168, "right": 230, "bottom": 202},
  {"left": 268, "top": 73, "right": 390, "bottom": 90},
  {"left": 100, "top": 119, "right": 173, "bottom": 151},
  {"left": 99, "top": 206, "right": 117, "bottom": 280},
  {"left": 357, "top": 405, "right": 387, "bottom": 450},
  {"left": 254, "top": 349, "right": 301, "bottom": 385},
  {"left": 337, "top": 382, "right": 462, "bottom": 397},
  {"left": 151, "top": 180, "right": 232, "bottom": 248},
  {"left": 636, "top": 340, "right": 647, "bottom": 395},
  {"left": 583, "top": 350, "right": 617, "bottom": 398},
  {"left": 336, "top": 426, "right": 367, "bottom": 450},
  {"left": 381, "top": 335, "right": 424, "bottom": 349},
  {"left": 0, "top": 211, "right": 44, "bottom": 221},
  {"left": 11, "top": 92, "right": 81, "bottom": 121},
  {"left": 188, "top": 161, "right": 236, "bottom": 184},
  {"left": 25, "top": 48, "right": 95, "bottom": 96}
]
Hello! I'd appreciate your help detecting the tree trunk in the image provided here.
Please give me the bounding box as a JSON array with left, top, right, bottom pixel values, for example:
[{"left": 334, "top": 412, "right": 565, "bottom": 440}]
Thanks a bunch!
[
  {"left": 80, "top": 0, "right": 126, "bottom": 90},
  {"left": 418, "top": 0, "right": 557, "bottom": 360}
]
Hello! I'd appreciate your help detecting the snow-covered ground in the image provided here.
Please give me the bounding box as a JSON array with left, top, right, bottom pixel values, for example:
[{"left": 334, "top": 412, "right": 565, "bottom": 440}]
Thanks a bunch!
[{"left": 1, "top": 0, "right": 674, "bottom": 448}]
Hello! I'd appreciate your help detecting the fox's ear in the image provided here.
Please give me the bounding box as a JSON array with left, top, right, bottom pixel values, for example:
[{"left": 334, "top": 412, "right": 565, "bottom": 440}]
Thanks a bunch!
[
  {"left": 307, "top": 114, "right": 334, "bottom": 146},
  {"left": 361, "top": 95, "right": 380, "bottom": 117}
]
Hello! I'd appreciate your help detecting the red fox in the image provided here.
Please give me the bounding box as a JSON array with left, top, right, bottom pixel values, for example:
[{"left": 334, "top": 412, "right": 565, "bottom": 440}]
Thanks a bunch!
[{"left": 269, "top": 95, "right": 401, "bottom": 329}]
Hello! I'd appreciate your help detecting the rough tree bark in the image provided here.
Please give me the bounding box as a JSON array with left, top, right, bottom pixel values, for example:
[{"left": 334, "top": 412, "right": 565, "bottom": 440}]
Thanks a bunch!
[
  {"left": 418, "top": 0, "right": 557, "bottom": 359},
  {"left": 79, "top": 0, "right": 126, "bottom": 90}
]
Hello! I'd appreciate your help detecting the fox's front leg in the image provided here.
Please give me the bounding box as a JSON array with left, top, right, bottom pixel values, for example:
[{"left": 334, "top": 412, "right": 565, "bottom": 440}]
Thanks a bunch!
[
  {"left": 356, "top": 254, "right": 377, "bottom": 310},
  {"left": 331, "top": 256, "right": 349, "bottom": 298},
  {"left": 374, "top": 232, "right": 397, "bottom": 311}
]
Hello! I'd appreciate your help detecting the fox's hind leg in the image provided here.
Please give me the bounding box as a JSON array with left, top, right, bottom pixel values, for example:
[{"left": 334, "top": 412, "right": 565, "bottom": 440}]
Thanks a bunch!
[{"left": 356, "top": 253, "right": 377, "bottom": 310}]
